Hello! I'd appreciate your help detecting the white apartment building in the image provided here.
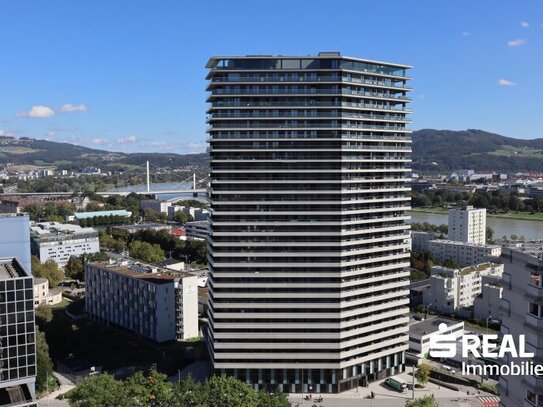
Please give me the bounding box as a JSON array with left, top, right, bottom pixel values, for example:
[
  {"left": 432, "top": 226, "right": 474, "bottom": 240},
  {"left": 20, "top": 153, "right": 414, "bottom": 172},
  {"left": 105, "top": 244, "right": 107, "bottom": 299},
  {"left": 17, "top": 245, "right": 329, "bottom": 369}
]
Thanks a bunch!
[
  {"left": 140, "top": 200, "right": 171, "bottom": 214},
  {"left": 85, "top": 261, "right": 199, "bottom": 342},
  {"left": 422, "top": 263, "right": 503, "bottom": 315},
  {"left": 499, "top": 248, "right": 543, "bottom": 407},
  {"left": 411, "top": 231, "right": 436, "bottom": 253},
  {"left": 30, "top": 222, "right": 99, "bottom": 266},
  {"left": 473, "top": 275, "right": 503, "bottom": 323},
  {"left": 33, "top": 277, "right": 62, "bottom": 307},
  {"left": 448, "top": 206, "right": 486, "bottom": 245},
  {"left": 409, "top": 317, "right": 464, "bottom": 358},
  {"left": 427, "top": 239, "right": 501, "bottom": 267}
]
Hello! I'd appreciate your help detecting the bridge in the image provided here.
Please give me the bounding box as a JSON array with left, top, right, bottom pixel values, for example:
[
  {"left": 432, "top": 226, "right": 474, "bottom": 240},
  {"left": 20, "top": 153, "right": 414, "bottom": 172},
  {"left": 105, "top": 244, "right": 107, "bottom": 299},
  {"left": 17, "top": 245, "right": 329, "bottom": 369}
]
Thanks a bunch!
[
  {"left": 96, "top": 162, "right": 209, "bottom": 199},
  {"left": 1, "top": 161, "right": 209, "bottom": 200}
]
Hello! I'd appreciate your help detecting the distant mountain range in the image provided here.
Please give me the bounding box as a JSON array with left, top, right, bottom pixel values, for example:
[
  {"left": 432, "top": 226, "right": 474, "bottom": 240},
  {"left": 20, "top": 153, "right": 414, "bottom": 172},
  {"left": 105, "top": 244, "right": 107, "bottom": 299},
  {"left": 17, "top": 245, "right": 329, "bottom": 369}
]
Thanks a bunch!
[
  {"left": 0, "top": 136, "right": 208, "bottom": 172},
  {"left": 1, "top": 129, "right": 542, "bottom": 174}
]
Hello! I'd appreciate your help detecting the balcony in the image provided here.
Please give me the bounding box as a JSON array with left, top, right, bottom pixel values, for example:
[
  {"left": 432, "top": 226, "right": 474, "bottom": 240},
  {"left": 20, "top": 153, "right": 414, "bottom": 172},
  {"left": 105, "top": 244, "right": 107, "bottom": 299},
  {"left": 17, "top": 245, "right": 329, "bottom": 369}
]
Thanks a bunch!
[
  {"left": 525, "top": 313, "right": 543, "bottom": 331},
  {"left": 526, "top": 284, "right": 543, "bottom": 301}
]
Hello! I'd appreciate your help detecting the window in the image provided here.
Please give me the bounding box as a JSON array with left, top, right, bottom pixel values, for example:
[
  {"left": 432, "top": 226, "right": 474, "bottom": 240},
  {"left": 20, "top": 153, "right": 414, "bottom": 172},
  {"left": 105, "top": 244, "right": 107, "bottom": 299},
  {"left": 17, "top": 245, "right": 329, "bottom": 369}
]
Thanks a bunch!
[{"left": 531, "top": 273, "right": 542, "bottom": 287}]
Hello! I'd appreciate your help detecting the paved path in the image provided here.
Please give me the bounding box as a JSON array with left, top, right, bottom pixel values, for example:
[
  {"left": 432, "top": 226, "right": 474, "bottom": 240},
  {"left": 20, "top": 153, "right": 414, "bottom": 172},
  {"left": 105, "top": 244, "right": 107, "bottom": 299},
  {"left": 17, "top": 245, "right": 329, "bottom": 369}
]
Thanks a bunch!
[{"left": 38, "top": 372, "right": 75, "bottom": 406}]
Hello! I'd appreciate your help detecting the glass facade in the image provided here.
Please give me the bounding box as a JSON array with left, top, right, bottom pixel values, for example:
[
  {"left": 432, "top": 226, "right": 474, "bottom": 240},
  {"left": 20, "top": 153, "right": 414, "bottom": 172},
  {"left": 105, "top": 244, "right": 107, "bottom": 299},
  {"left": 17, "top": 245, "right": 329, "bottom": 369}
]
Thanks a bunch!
[{"left": 206, "top": 53, "right": 412, "bottom": 393}]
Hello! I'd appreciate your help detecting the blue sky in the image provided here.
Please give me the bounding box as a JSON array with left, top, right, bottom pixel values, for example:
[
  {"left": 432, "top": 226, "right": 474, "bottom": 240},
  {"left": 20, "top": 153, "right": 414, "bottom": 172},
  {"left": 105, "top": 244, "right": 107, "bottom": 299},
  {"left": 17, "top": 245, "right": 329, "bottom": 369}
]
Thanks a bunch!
[{"left": 0, "top": 0, "right": 542, "bottom": 154}]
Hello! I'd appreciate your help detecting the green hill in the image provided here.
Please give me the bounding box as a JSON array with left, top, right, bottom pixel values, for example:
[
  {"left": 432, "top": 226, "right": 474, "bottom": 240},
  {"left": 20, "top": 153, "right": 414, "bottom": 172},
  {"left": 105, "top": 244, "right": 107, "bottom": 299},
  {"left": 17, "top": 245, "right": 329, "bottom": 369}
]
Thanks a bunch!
[{"left": 412, "top": 129, "right": 543, "bottom": 173}]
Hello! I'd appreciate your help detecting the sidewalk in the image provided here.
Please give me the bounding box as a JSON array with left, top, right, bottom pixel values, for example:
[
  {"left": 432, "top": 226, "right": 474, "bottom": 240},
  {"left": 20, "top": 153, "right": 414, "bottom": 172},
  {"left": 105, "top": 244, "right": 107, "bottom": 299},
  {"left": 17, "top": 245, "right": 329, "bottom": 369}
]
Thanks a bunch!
[{"left": 38, "top": 372, "right": 76, "bottom": 406}]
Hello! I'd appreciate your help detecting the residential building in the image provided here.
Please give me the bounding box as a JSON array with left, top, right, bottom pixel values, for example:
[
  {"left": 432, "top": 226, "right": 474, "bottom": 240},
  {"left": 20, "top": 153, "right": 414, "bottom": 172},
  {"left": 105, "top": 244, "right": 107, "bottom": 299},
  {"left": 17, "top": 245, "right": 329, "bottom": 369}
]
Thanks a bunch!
[
  {"left": 168, "top": 205, "right": 210, "bottom": 221},
  {"left": 33, "top": 278, "right": 62, "bottom": 307},
  {"left": 473, "top": 275, "right": 503, "bottom": 323},
  {"left": 185, "top": 221, "right": 210, "bottom": 240},
  {"left": 427, "top": 239, "right": 501, "bottom": 267},
  {"left": 0, "top": 257, "right": 37, "bottom": 406},
  {"left": 85, "top": 260, "right": 198, "bottom": 342},
  {"left": 206, "top": 53, "right": 412, "bottom": 392},
  {"left": 448, "top": 206, "right": 486, "bottom": 245},
  {"left": 30, "top": 222, "right": 99, "bottom": 267},
  {"left": 411, "top": 231, "right": 435, "bottom": 253},
  {"left": 140, "top": 200, "right": 171, "bottom": 214},
  {"left": 498, "top": 248, "right": 543, "bottom": 407},
  {"left": 422, "top": 263, "right": 503, "bottom": 315},
  {"left": 0, "top": 214, "right": 31, "bottom": 272},
  {"left": 112, "top": 223, "right": 172, "bottom": 234},
  {"left": 409, "top": 317, "right": 464, "bottom": 358}
]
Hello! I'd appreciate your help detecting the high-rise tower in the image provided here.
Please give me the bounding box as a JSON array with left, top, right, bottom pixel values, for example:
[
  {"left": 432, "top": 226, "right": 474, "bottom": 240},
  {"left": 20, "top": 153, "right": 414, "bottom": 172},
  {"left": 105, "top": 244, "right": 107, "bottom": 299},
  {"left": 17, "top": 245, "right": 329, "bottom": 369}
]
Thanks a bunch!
[{"left": 205, "top": 53, "right": 412, "bottom": 393}]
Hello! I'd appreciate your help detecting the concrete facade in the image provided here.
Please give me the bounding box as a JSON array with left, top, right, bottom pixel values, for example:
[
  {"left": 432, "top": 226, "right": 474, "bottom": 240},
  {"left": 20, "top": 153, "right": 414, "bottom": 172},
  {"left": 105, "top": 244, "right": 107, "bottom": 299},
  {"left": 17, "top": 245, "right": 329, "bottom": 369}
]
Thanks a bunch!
[
  {"left": 427, "top": 239, "right": 501, "bottom": 267},
  {"left": 408, "top": 317, "right": 464, "bottom": 358},
  {"left": 422, "top": 263, "right": 503, "bottom": 315},
  {"left": 411, "top": 231, "right": 436, "bottom": 253},
  {"left": 498, "top": 248, "right": 543, "bottom": 407},
  {"left": 33, "top": 278, "right": 62, "bottom": 308},
  {"left": 30, "top": 222, "right": 99, "bottom": 267},
  {"left": 206, "top": 53, "right": 412, "bottom": 393},
  {"left": 85, "top": 261, "right": 198, "bottom": 342},
  {"left": 448, "top": 206, "right": 486, "bottom": 245}
]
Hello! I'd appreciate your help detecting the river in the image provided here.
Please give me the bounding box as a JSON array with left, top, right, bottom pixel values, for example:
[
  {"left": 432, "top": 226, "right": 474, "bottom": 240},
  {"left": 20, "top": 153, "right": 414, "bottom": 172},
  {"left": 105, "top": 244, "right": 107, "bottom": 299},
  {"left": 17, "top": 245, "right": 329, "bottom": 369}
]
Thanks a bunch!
[{"left": 410, "top": 211, "right": 543, "bottom": 241}]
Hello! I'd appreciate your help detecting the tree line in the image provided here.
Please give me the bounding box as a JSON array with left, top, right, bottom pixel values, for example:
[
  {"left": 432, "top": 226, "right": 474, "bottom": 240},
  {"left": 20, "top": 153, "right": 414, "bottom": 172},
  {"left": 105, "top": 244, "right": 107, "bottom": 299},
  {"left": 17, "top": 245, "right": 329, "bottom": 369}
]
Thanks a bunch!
[{"left": 412, "top": 189, "right": 543, "bottom": 214}]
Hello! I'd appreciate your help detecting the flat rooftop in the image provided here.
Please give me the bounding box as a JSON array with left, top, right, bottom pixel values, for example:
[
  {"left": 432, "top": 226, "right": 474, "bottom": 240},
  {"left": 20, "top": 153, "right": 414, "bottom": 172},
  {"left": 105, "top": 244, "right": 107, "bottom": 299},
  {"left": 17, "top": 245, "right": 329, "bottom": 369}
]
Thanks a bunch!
[
  {"left": 89, "top": 261, "right": 194, "bottom": 284},
  {"left": 0, "top": 257, "right": 29, "bottom": 279},
  {"left": 409, "top": 317, "right": 463, "bottom": 337}
]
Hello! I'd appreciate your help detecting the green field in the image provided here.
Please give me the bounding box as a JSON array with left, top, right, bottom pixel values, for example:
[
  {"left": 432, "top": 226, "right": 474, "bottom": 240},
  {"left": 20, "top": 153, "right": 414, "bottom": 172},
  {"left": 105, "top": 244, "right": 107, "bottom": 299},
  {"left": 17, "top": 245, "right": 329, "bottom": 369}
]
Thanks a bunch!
[
  {"left": 411, "top": 207, "right": 543, "bottom": 222},
  {"left": 491, "top": 144, "right": 543, "bottom": 158}
]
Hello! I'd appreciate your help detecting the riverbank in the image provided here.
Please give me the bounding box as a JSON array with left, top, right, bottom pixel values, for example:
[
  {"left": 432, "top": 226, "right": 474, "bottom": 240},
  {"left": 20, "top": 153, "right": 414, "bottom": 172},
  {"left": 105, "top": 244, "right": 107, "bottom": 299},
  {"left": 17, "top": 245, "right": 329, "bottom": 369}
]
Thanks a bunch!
[{"left": 411, "top": 207, "right": 543, "bottom": 222}]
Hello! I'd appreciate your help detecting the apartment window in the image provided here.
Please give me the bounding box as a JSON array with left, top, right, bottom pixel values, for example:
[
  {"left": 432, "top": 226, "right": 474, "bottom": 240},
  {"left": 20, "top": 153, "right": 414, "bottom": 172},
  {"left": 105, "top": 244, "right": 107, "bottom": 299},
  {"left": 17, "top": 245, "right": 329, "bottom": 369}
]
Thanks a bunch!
[
  {"left": 530, "top": 302, "right": 542, "bottom": 317},
  {"left": 531, "top": 273, "right": 542, "bottom": 287}
]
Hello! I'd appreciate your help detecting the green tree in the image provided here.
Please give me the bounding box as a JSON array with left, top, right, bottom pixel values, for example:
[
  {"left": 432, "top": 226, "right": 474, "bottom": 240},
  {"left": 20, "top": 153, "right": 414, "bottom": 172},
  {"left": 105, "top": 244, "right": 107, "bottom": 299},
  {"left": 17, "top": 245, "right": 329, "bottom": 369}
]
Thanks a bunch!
[
  {"left": 405, "top": 394, "right": 439, "bottom": 407},
  {"left": 124, "top": 370, "right": 172, "bottom": 406},
  {"left": 128, "top": 241, "right": 165, "bottom": 262},
  {"left": 415, "top": 364, "right": 431, "bottom": 388},
  {"left": 35, "top": 303, "right": 53, "bottom": 329},
  {"left": 486, "top": 226, "right": 495, "bottom": 244},
  {"left": 65, "top": 256, "right": 85, "bottom": 281},
  {"left": 32, "top": 257, "right": 65, "bottom": 287},
  {"left": 201, "top": 375, "right": 258, "bottom": 407},
  {"left": 170, "top": 375, "right": 204, "bottom": 406},
  {"left": 36, "top": 327, "right": 54, "bottom": 393},
  {"left": 66, "top": 374, "right": 130, "bottom": 407},
  {"left": 173, "top": 210, "right": 190, "bottom": 224},
  {"left": 442, "top": 257, "right": 460, "bottom": 269}
]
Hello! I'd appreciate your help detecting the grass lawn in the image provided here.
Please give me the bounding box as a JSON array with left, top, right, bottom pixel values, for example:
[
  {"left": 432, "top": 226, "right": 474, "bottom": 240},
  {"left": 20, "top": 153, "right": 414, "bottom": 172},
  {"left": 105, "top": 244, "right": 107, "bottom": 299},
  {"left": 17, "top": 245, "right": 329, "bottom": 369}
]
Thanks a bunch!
[
  {"left": 44, "top": 308, "right": 202, "bottom": 375},
  {"left": 411, "top": 207, "right": 543, "bottom": 222},
  {"left": 51, "top": 298, "right": 71, "bottom": 309}
]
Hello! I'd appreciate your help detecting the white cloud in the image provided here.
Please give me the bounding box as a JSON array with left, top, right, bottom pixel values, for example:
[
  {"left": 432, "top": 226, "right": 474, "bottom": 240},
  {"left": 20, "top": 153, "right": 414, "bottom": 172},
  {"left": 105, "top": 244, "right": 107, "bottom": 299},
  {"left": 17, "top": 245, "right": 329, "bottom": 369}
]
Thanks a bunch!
[
  {"left": 17, "top": 105, "right": 55, "bottom": 118},
  {"left": 520, "top": 21, "right": 529, "bottom": 28},
  {"left": 91, "top": 138, "right": 111, "bottom": 146},
  {"left": 508, "top": 38, "right": 526, "bottom": 47},
  {"left": 60, "top": 104, "right": 87, "bottom": 113},
  {"left": 117, "top": 135, "right": 138, "bottom": 144},
  {"left": 498, "top": 79, "right": 515, "bottom": 86},
  {"left": 44, "top": 131, "right": 56, "bottom": 140},
  {"left": 461, "top": 31, "right": 471, "bottom": 36}
]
